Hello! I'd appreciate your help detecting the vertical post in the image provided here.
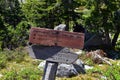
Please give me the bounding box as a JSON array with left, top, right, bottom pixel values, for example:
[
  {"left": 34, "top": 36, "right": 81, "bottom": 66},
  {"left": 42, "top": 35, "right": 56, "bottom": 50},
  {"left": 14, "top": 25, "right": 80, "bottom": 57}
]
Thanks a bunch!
[{"left": 42, "top": 61, "right": 58, "bottom": 80}]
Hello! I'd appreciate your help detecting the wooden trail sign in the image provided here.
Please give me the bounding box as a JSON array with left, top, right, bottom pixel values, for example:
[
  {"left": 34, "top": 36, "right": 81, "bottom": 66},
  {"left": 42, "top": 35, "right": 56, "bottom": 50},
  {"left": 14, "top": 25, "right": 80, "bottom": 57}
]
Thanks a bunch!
[
  {"left": 28, "top": 45, "right": 78, "bottom": 64},
  {"left": 28, "top": 27, "right": 85, "bottom": 80},
  {"left": 29, "top": 27, "right": 84, "bottom": 49}
]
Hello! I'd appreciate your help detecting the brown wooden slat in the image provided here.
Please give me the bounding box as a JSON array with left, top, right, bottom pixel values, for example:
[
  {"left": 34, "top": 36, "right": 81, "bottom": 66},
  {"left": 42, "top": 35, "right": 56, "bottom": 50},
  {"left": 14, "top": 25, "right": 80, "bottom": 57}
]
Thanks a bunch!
[
  {"left": 58, "top": 30, "right": 84, "bottom": 49},
  {"left": 29, "top": 27, "right": 84, "bottom": 49}
]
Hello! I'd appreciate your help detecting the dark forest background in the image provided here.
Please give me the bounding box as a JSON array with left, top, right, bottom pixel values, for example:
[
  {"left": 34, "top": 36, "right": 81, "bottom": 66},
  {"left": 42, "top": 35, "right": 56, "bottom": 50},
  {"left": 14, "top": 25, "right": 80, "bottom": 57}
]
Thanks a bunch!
[{"left": 0, "top": 0, "right": 120, "bottom": 50}]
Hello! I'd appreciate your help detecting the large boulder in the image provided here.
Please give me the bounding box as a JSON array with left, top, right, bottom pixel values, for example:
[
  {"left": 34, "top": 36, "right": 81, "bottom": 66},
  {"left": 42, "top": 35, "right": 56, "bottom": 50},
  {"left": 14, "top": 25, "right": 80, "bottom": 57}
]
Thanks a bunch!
[
  {"left": 56, "top": 59, "right": 85, "bottom": 77},
  {"left": 38, "top": 59, "right": 85, "bottom": 78},
  {"left": 84, "top": 32, "right": 111, "bottom": 50}
]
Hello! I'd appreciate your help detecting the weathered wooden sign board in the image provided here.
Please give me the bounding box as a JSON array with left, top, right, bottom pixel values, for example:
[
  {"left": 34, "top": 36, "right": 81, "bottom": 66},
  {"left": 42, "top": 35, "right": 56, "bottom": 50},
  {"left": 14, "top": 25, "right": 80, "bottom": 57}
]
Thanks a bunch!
[
  {"left": 29, "top": 27, "right": 84, "bottom": 49},
  {"left": 28, "top": 45, "right": 78, "bottom": 64},
  {"left": 28, "top": 27, "right": 85, "bottom": 80}
]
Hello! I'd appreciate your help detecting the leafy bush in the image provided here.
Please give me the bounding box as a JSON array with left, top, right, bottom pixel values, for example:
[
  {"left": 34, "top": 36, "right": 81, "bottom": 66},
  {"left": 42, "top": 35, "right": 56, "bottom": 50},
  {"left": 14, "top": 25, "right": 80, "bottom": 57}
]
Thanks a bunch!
[
  {"left": 0, "top": 48, "right": 26, "bottom": 64},
  {"left": 3, "top": 69, "right": 18, "bottom": 80},
  {"left": 2, "top": 68, "right": 42, "bottom": 80},
  {"left": 18, "top": 68, "right": 41, "bottom": 80},
  {"left": 4, "top": 21, "right": 30, "bottom": 50},
  {"left": 0, "top": 54, "right": 6, "bottom": 69},
  {"left": 0, "top": 60, "right": 6, "bottom": 69},
  {"left": 0, "top": 49, "right": 43, "bottom": 80},
  {"left": 6, "top": 51, "right": 25, "bottom": 63},
  {"left": 103, "top": 64, "right": 120, "bottom": 80},
  {"left": 115, "top": 39, "right": 120, "bottom": 50},
  {"left": 0, "top": 14, "right": 31, "bottom": 50}
]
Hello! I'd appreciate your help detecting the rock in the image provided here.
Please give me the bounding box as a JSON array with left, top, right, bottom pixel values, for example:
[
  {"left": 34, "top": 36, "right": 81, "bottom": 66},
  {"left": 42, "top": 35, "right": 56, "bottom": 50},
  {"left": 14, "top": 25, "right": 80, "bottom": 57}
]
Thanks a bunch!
[
  {"left": 0, "top": 74, "right": 3, "bottom": 78},
  {"left": 38, "top": 59, "right": 85, "bottom": 78},
  {"left": 73, "top": 59, "right": 85, "bottom": 74},
  {"left": 84, "top": 65, "right": 93, "bottom": 70},
  {"left": 101, "top": 76, "right": 107, "bottom": 80},
  {"left": 84, "top": 33, "right": 111, "bottom": 49},
  {"left": 75, "top": 50, "right": 83, "bottom": 55},
  {"left": 56, "top": 64, "right": 74, "bottom": 77},
  {"left": 56, "top": 59, "right": 85, "bottom": 77},
  {"left": 54, "top": 24, "right": 66, "bottom": 31},
  {"left": 38, "top": 58, "right": 85, "bottom": 78},
  {"left": 117, "top": 61, "right": 120, "bottom": 66},
  {"left": 38, "top": 61, "right": 46, "bottom": 69},
  {"left": 98, "top": 64, "right": 103, "bottom": 66},
  {"left": 107, "top": 50, "right": 120, "bottom": 59}
]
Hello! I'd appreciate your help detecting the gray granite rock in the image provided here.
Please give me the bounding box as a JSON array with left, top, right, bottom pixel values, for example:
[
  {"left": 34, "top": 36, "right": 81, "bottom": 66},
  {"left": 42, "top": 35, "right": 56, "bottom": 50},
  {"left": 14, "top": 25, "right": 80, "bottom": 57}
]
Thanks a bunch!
[
  {"left": 56, "top": 59, "right": 85, "bottom": 77},
  {"left": 38, "top": 59, "right": 85, "bottom": 78},
  {"left": 54, "top": 24, "right": 66, "bottom": 31}
]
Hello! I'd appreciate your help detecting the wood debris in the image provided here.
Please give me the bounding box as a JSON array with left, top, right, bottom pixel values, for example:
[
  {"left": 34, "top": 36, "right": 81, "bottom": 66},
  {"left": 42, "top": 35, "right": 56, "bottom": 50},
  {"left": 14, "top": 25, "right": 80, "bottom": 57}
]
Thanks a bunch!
[{"left": 86, "top": 50, "right": 112, "bottom": 65}]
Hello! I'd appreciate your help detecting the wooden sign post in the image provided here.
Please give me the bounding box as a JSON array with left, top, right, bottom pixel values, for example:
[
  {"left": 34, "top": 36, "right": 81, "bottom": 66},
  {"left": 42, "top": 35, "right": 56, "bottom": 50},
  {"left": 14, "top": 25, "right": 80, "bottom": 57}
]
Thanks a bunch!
[
  {"left": 28, "top": 27, "right": 84, "bottom": 80},
  {"left": 42, "top": 61, "right": 58, "bottom": 80}
]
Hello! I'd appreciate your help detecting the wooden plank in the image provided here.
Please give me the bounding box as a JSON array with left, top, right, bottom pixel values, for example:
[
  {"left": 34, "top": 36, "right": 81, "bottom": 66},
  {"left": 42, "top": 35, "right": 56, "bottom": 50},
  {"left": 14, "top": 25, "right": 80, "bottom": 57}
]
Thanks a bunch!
[
  {"left": 29, "top": 28, "right": 57, "bottom": 46},
  {"left": 42, "top": 61, "right": 58, "bottom": 80},
  {"left": 29, "top": 27, "right": 84, "bottom": 49},
  {"left": 58, "top": 31, "right": 84, "bottom": 49},
  {"left": 27, "top": 45, "right": 78, "bottom": 64}
]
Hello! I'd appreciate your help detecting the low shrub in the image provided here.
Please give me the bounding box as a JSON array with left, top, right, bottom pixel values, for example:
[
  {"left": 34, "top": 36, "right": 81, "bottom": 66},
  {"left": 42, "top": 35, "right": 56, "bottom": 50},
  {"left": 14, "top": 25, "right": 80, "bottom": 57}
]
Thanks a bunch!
[
  {"left": 3, "top": 69, "right": 17, "bottom": 80},
  {"left": 18, "top": 68, "right": 41, "bottom": 80},
  {"left": 103, "top": 64, "right": 120, "bottom": 80},
  {"left": 0, "top": 53, "right": 7, "bottom": 69},
  {"left": 2, "top": 67, "right": 42, "bottom": 80},
  {"left": 2, "top": 49, "right": 26, "bottom": 63}
]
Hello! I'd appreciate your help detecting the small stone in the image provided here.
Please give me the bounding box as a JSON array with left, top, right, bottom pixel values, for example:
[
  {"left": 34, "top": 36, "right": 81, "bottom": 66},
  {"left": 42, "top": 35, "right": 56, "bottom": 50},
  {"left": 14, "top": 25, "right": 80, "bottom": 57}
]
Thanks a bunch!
[
  {"left": 84, "top": 65, "right": 93, "bottom": 70},
  {"left": 101, "top": 76, "right": 107, "bottom": 80},
  {"left": 99, "top": 64, "right": 103, "bottom": 66},
  {"left": 117, "top": 61, "right": 120, "bottom": 66},
  {"left": 54, "top": 24, "right": 66, "bottom": 31},
  {"left": 75, "top": 50, "right": 83, "bottom": 55},
  {"left": 38, "top": 61, "right": 46, "bottom": 69},
  {"left": 0, "top": 74, "right": 3, "bottom": 78}
]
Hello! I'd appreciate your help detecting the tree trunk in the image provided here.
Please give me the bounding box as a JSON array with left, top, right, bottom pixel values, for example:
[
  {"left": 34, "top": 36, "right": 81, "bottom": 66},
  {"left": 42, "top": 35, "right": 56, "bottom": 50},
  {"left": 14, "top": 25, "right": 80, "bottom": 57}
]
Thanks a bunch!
[
  {"left": 102, "top": 16, "right": 112, "bottom": 49},
  {"left": 112, "top": 31, "right": 119, "bottom": 49},
  {"left": 103, "top": 29, "right": 112, "bottom": 49},
  {"left": 65, "top": 19, "right": 69, "bottom": 31},
  {"left": 104, "top": 30, "right": 111, "bottom": 45}
]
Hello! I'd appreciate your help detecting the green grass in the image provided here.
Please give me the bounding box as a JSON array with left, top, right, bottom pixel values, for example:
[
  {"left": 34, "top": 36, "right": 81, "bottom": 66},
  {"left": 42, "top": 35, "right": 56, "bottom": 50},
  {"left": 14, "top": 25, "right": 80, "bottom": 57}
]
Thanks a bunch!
[
  {"left": 0, "top": 48, "right": 43, "bottom": 80},
  {"left": 0, "top": 47, "right": 120, "bottom": 80}
]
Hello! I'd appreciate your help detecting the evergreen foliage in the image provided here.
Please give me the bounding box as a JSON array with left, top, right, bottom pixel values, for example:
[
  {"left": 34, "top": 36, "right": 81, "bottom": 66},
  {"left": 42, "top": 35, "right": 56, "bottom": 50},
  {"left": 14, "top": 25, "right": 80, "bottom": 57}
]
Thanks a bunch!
[{"left": 0, "top": 0, "right": 120, "bottom": 50}]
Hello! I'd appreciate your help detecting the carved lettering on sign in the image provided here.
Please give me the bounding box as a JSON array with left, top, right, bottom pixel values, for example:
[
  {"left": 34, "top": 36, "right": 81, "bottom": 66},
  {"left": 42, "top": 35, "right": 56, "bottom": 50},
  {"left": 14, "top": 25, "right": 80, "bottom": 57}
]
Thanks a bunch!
[
  {"left": 47, "top": 52, "right": 78, "bottom": 64},
  {"left": 29, "top": 27, "right": 84, "bottom": 49},
  {"left": 28, "top": 45, "right": 78, "bottom": 64}
]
